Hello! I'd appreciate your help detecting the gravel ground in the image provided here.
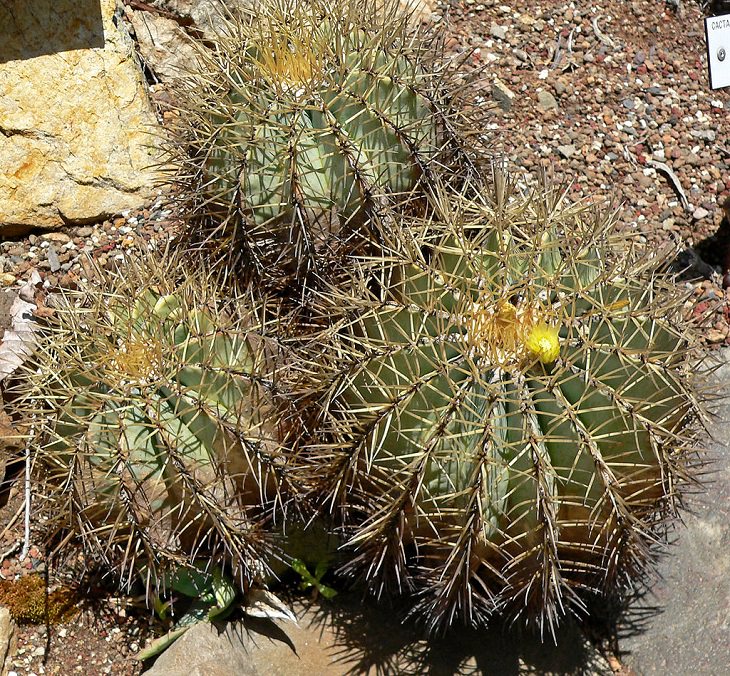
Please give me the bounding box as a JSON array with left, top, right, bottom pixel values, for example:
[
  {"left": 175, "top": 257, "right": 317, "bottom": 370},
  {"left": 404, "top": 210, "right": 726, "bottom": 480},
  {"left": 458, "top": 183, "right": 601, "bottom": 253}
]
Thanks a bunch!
[{"left": 0, "top": 1, "right": 729, "bottom": 673}]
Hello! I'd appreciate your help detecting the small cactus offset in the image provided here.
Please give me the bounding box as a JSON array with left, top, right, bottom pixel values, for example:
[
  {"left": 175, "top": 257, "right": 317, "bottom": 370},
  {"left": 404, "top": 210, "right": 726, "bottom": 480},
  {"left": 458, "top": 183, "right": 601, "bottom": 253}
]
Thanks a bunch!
[
  {"left": 13, "top": 252, "right": 298, "bottom": 590},
  {"left": 168, "top": 0, "right": 478, "bottom": 290},
  {"left": 300, "top": 175, "right": 706, "bottom": 634}
]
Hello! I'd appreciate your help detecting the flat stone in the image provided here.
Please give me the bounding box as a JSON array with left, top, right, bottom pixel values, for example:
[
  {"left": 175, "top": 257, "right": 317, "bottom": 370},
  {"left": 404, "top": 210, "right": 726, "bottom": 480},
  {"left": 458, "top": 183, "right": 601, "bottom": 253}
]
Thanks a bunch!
[
  {"left": 492, "top": 78, "right": 516, "bottom": 112},
  {"left": 620, "top": 350, "right": 730, "bottom": 674},
  {"left": 142, "top": 596, "right": 610, "bottom": 675},
  {"left": 557, "top": 144, "right": 577, "bottom": 159},
  {"left": 693, "top": 206, "right": 710, "bottom": 220},
  {"left": 490, "top": 23, "right": 508, "bottom": 40},
  {"left": 690, "top": 129, "right": 717, "bottom": 142},
  {"left": 537, "top": 90, "right": 559, "bottom": 112},
  {"left": 39, "top": 232, "right": 71, "bottom": 244},
  {"left": 46, "top": 246, "right": 61, "bottom": 273},
  {"left": 0, "top": 0, "right": 162, "bottom": 235}
]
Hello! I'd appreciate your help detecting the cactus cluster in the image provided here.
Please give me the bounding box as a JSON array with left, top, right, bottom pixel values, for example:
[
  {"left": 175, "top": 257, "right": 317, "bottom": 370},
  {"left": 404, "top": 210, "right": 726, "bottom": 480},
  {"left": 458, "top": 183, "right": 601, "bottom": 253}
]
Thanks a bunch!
[
  {"left": 299, "top": 177, "right": 704, "bottom": 633},
  {"left": 16, "top": 253, "right": 297, "bottom": 589},
  {"left": 169, "top": 0, "right": 478, "bottom": 289},
  {"left": 6, "top": 0, "right": 709, "bottom": 647}
]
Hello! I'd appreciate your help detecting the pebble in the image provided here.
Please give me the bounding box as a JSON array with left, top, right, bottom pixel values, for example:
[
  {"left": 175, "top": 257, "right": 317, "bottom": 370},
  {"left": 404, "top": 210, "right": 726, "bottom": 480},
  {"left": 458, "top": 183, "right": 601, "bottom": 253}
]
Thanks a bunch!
[
  {"left": 492, "top": 78, "right": 515, "bottom": 111},
  {"left": 690, "top": 129, "right": 717, "bottom": 142},
  {"left": 707, "top": 328, "right": 727, "bottom": 343},
  {"left": 40, "top": 232, "right": 71, "bottom": 244},
  {"left": 46, "top": 246, "right": 61, "bottom": 273},
  {"left": 490, "top": 23, "right": 508, "bottom": 40},
  {"left": 557, "top": 144, "right": 577, "bottom": 159},
  {"left": 536, "top": 90, "right": 558, "bottom": 112}
]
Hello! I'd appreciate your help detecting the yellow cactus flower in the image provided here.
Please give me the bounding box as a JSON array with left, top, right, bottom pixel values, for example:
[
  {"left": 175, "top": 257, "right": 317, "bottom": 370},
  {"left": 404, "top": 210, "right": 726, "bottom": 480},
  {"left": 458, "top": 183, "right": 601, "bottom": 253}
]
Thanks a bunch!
[{"left": 525, "top": 322, "right": 561, "bottom": 364}]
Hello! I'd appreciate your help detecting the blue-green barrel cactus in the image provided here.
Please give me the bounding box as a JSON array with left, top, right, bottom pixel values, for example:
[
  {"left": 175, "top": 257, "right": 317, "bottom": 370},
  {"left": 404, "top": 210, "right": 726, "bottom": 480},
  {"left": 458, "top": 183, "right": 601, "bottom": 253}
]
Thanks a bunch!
[
  {"left": 169, "top": 0, "right": 478, "bottom": 289},
  {"left": 300, "top": 175, "right": 706, "bottom": 633},
  {"left": 13, "top": 252, "right": 299, "bottom": 590}
]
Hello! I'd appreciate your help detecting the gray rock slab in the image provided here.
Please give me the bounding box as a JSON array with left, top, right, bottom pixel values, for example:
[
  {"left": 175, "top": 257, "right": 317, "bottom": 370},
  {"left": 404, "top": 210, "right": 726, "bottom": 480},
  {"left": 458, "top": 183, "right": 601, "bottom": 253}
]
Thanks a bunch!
[
  {"left": 142, "top": 596, "right": 612, "bottom": 676},
  {"left": 620, "top": 349, "right": 730, "bottom": 675},
  {"left": 129, "top": 11, "right": 199, "bottom": 82}
]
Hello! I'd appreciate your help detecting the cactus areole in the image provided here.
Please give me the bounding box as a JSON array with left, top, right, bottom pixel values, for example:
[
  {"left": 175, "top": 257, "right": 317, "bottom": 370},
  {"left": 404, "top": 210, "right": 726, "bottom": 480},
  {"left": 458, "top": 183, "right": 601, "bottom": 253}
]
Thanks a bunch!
[
  {"left": 173, "top": 0, "right": 465, "bottom": 286},
  {"left": 312, "top": 182, "right": 704, "bottom": 634}
]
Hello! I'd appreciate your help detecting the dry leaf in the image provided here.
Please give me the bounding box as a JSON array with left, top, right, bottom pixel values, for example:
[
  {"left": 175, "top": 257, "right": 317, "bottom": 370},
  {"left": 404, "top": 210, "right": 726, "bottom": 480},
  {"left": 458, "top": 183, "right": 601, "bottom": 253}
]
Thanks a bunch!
[
  {"left": 0, "top": 294, "right": 37, "bottom": 383},
  {"left": 243, "top": 588, "right": 298, "bottom": 624}
]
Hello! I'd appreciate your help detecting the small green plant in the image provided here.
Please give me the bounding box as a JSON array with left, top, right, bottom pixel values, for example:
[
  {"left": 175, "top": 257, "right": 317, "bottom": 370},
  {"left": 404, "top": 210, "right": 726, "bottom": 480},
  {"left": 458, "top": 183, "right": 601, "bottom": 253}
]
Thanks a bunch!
[
  {"left": 299, "top": 174, "right": 706, "bottom": 634},
  {"left": 13, "top": 251, "right": 300, "bottom": 594},
  {"left": 169, "top": 0, "right": 479, "bottom": 290},
  {"left": 290, "top": 558, "right": 337, "bottom": 599},
  {"left": 137, "top": 564, "right": 238, "bottom": 660}
]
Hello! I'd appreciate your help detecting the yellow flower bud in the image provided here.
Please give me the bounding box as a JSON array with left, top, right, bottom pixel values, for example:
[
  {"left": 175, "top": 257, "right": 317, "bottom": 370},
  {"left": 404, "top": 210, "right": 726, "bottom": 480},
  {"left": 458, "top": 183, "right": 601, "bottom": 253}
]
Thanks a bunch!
[{"left": 525, "top": 322, "right": 561, "bottom": 364}]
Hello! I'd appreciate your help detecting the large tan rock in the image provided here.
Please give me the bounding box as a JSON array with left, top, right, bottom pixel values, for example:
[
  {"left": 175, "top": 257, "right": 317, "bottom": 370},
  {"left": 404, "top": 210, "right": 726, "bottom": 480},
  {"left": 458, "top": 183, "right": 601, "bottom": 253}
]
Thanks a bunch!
[
  {"left": 141, "top": 594, "right": 610, "bottom": 675},
  {"left": 0, "top": 0, "right": 162, "bottom": 235}
]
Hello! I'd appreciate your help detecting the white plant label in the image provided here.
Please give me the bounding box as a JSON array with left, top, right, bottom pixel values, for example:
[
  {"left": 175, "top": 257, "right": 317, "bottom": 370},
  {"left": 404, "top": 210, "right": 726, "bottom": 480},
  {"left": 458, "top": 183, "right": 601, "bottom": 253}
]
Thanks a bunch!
[{"left": 705, "top": 14, "right": 730, "bottom": 90}]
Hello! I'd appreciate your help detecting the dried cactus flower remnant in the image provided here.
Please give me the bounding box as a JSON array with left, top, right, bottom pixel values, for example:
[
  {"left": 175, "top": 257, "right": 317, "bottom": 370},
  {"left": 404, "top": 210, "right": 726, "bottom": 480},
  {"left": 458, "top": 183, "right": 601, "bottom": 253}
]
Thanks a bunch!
[
  {"left": 11, "top": 252, "right": 297, "bottom": 592},
  {"left": 467, "top": 299, "right": 560, "bottom": 366},
  {"left": 305, "top": 176, "right": 706, "bottom": 634}
]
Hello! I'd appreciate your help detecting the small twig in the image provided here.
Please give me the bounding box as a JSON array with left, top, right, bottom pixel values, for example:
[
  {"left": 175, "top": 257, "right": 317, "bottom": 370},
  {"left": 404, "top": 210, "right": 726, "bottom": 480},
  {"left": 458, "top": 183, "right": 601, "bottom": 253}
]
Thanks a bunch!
[
  {"left": 122, "top": 0, "right": 193, "bottom": 25},
  {"left": 20, "top": 416, "right": 34, "bottom": 562},
  {"left": 0, "top": 503, "right": 25, "bottom": 543},
  {"left": 566, "top": 27, "right": 576, "bottom": 55},
  {"left": 549, "top": 40, "right": 562, "bottom": 69},
  {"left": 0, "top": 541, "right": 20, "bottom": 564},
  {"left": 646, "top": 158, "right": 691, "bottom": 212},
  {"left": 592, "top": 17, "right": 616, "bottom": 48},
  {"left": 719, "top": 146, "right": 730, "bottom": 159},
  {"left": 623, "top": 145, "right": 638, "bottom": 169}
]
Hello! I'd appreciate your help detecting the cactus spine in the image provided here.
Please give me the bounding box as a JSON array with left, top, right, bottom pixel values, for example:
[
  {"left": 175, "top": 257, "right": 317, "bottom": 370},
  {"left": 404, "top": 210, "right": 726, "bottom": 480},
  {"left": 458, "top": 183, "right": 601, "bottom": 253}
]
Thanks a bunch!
[
  {"left": 15, "top": 253, "right": 297, "bottom": 589},
  {"left": 301, "top": 175, "right": 705, "bottom": 633},
  {"left": 170, "top": 0, "right": 476, "bottom": 289}
]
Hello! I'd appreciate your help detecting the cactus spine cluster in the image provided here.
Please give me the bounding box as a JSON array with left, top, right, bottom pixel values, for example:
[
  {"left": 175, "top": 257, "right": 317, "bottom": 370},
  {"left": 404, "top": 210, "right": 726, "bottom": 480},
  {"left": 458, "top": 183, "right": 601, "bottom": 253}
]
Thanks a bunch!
[
  {"left": 170, "top": 0, "right": 476, "bottom": 289},
  {"left": 300, "top": 177, "right": 704, "bottom": 633},
  {"left": 17, "top": 253, "right": 297, "bottom": 588}
]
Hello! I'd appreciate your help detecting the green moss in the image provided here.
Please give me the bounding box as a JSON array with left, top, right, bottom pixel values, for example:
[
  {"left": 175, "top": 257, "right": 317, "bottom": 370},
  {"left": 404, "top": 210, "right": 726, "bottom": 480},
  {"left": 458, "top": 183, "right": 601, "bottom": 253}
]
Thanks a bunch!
[{"left": 0, "top": 574, "right": 78, "bottom": 625}]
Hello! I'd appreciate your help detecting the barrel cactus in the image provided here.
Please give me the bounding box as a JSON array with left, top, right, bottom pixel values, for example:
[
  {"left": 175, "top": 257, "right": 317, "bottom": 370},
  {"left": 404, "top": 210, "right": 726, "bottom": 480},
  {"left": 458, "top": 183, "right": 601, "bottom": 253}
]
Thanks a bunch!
[
  {"left": 14, "top": 252, "right": 299, "bottom": 590},
  {"left": 169, "top": 0, "right": 478, "bottom": 290},
  {"left": 301, "top": 176, "right": 706, "bottom": 634}
]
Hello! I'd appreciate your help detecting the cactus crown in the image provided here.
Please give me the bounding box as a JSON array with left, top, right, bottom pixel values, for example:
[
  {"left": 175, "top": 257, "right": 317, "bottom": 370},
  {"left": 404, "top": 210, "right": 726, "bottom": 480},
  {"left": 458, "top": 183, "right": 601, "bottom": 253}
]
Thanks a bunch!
[
  {"left": 13, "top": 252, "right": 298, "bottom": 592},
  {"left": 252, "top": 15, "right": 324, "bottom": 94},
  {"left": 300, "top": 174, "right": 705, "bottom": 634}
]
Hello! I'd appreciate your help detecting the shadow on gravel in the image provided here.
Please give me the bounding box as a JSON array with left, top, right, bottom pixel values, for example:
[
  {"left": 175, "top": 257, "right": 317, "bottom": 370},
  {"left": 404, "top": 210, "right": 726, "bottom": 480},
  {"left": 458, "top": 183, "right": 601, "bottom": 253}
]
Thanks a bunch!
[
  {"left": 672, "top": 202, "right": 730, "bottom": 284},
  {"left": 292, "top": 590, "right": 648, "bottom": 676}
]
